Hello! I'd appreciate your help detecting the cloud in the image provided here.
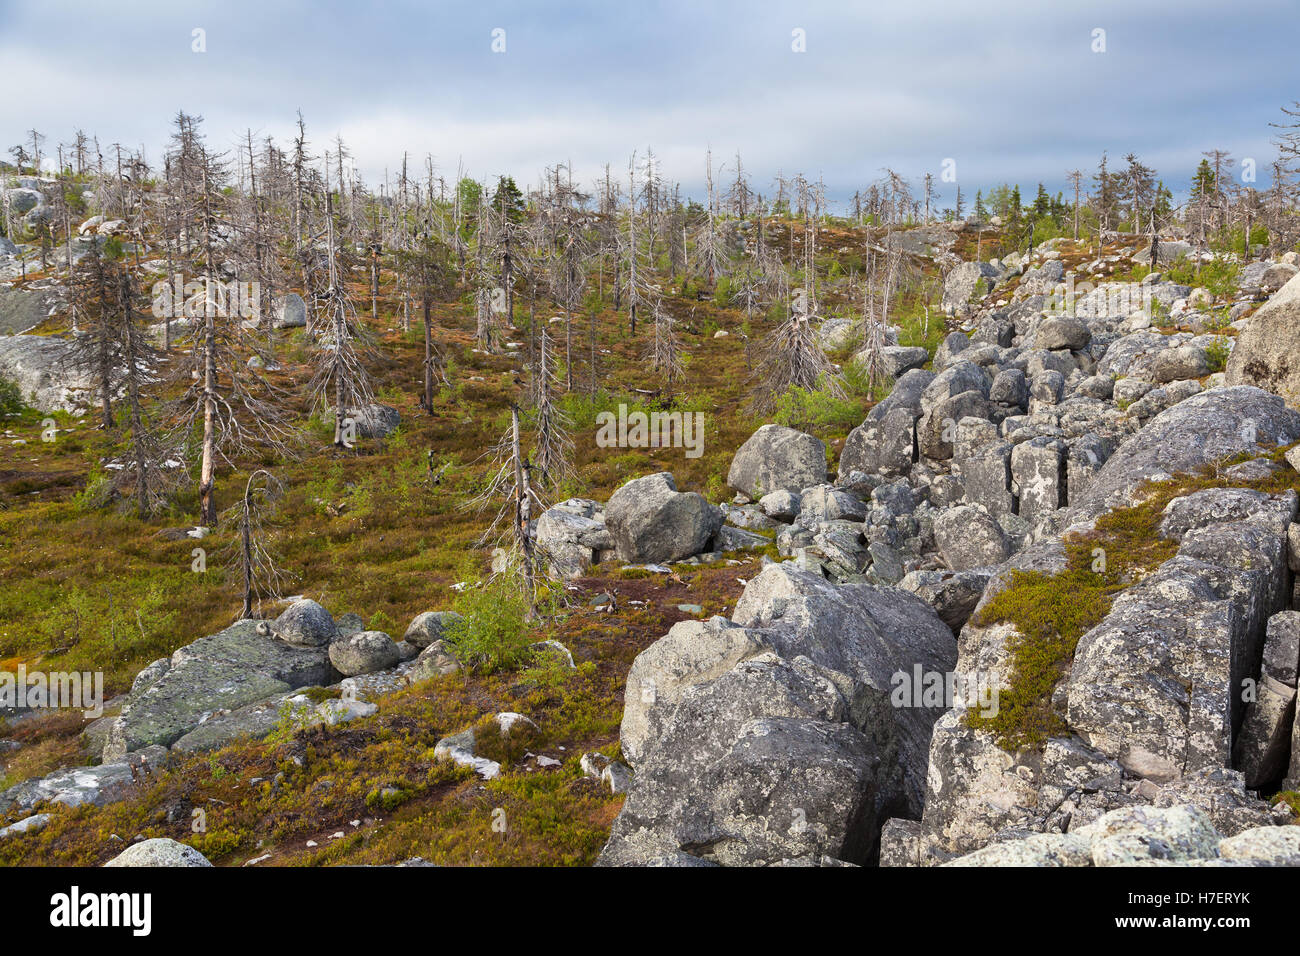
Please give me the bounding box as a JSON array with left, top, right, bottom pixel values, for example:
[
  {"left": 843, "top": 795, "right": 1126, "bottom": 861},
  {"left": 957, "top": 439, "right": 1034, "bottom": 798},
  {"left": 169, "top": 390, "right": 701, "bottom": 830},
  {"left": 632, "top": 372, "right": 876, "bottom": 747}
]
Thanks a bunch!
[{"left": 1, "top": 0, "right": 1295, "bottom": 208}]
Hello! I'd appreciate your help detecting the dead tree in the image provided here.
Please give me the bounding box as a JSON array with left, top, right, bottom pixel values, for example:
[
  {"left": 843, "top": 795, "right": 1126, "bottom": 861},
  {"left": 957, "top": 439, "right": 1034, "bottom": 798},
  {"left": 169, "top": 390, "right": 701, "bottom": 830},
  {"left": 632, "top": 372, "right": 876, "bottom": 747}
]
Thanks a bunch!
[
  {"left": 530, "top": 328, "right": 574, "bottom": 492},
  {"left": 393, "top": 232, "right": 451, "bottom": 412},
  {"left": 66, "top": 243, "right": 122, "bottom": 429},
  {"left": 748, "top": 288, "right": 842, "bottom": 415},
  {"left": 167, "top": 143, "right": 293, "bottom": 526},
  {"left": 647, "top": 299, "right": 684, "bottom": 398},
  {"left": 309, "top": 193, "right": 376, "bottom": 449},
  {"left": 221, "top": 468, "right": 290, "bottom": 619}
]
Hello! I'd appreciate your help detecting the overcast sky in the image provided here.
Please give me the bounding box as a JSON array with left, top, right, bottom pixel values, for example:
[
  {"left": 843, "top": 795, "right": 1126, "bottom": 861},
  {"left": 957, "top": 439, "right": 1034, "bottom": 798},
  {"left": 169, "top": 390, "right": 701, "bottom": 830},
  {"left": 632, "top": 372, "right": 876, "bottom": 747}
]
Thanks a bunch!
[{"left": 2, "top": 0, "right": 1297, "bottom": 211}]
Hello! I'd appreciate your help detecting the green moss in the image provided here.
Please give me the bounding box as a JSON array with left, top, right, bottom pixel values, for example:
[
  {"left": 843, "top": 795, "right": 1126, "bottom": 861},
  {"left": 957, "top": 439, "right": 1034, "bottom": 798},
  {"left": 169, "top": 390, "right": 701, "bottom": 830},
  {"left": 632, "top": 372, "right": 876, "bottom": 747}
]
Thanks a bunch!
[{"left": 967, "top": 451, "right": 1300, "bottom": 752}]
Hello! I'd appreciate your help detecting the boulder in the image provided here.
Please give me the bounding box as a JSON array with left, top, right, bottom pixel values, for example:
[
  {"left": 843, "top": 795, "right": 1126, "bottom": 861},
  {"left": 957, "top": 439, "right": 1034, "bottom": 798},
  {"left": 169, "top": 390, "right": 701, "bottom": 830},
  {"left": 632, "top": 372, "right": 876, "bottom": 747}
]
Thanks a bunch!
[
  {"left": 933, "top": 506, "right": 1011, "bottom": 571},
  {"left": 273, "top": 292, "right": 307, "bottom": 329},
  {"left": 104, "top": 838, "right": 213, "bottom": 868},
  {"left": 727, "top": 424, "right": 827, "bottom": 497},
  {"left": 536, "top": 500, "right": 610, "bottom": 578},
  {"left": 942, "top": 261, "right": 999, "bottom": 315},
  {"left": 897, "top": 567, "right": 996, "bottom": 635},
  {"left": 409, "top": 639, "right": 461, "bottom": 681},
  {"left": 338, "top": 403, "right": 400, "bottom": 440},
  {"left": 1036, "top": 315, "right": 1090, "bottom": 351},
  {"left": 0, "top": 334, "right": 96, "bottom": 413},
  {"left": 102, "top": 619, "right": 337, "bottom": 760},
  {"left": 403, "top": 611, "right": 464, "bottom": 649},
  {"left": 606, "top": 472, "right": 721, "bottom": 564},
  {"left": 758, "top": 489, "right": 802, "bottom": 522},
  {"left": 1, "top": 746, "right": 170, "bottom": 815},
  {"left": 600, "top": 655, "right": 894, "bottom": 866},
  {"left": 1234, "top": 610, "right": 1300, "bottom": 788},
  {"left": 1068, "top": 387, "right": 1300, "bottom": 522},
  {"left": 0, "top": 287, "right": 59, "bottom": 335},
  {"left": 328, "top": 630, "right": 401, "bottom": 676},
  {"left": 619, "top": 616, "right": 774, "bottom": 766},
  {"left": 275, "top": 599, "right": 337, "bottom": 647},
  {"left": 839, "top": 406, "right": 915, "bottom": 480},
  {"left": 1226, "top": 271, "right": 1300, "bottom": 407},
  {"left": 731, "top": 563, "right": 958, "bottom": 815}
]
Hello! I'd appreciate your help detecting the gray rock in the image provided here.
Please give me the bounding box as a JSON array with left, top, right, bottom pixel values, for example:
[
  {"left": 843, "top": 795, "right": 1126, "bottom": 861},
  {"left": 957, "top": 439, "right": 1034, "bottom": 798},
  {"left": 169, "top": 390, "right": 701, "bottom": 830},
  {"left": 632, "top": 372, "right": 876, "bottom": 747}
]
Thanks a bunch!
[
  {"left": 0, "top": 334, "right": 97, "bottom": 413},
  {"left": 1151, "top": 345, "right": 1210, "bottom": 383},
  {"left": 798, "top": 484, "right": 867, "bottom": 523},
  {"left": 600, "top": 654, "right": 894, "bottom": 866},
  {"left": 989, "top": 368, "right": 1028, "bottom": 407},
  {"left": 839, "top": 406, "right": 915, "bottom": 479},
  {"left": 714, "top": 524, "right": 770, "bottom": 553},
  {"left": 1, "top": 745, "right": 169, "bottom": 815},
  {"left": 1011, "top": 437, "right": 1065, "bottom": 535},
  {"left": 731, "top": 563, "right": 957, "bottom": 815},
  {"left": 758, "top": 489, "right": 801, "bottom": 521},
  {"left": 409, "top": 639, "right": 461, "bottom": 682},
  {"left": 339, "top": 403, "right": 400, "bottom": 440},
  {"left": 1069, "top": 387, "right": 1300, "bottom": 522},
  {"left": 1218, "top": 826, "right": 1300, "bottom": 865},
  {"left": 942, "top": 260, "right": 999, "bottom": 316},
  {"left": 1236, "top": 610, "right": 1300, "bottom": 788},
  {"left": 1036, "top": 316, "right": 1090, "bottom": 351},
  {"left": 863, "top": 345, "right": 929, "bottom": 378},
  {"left": 0, "top": 813, "right": 50, "bottom": 840},
  {"left": 170, "top": 691, "right": 303, "bottom": 754},
  {"left": 956, "top": 441, "right": 1014, "bottom": 518},
  {"left": 273, "top": 292, "right": 307, "bottom": 328},
  {"left": 606, "top": 472, "right": 722, "bottom": 563},
  {"left": 728, "top": 424, "right": 827, "bottom": 497},
  {"left": 918, "top": 390, "right": 992, "bottom": 460},
  {"left": 328, "top": 630, "right": 401, "bottom": 676},
  {"left": 0, "top": 287, "right": 59, "bottom": 335},
  {"left": 1029, "top": 370, "right": 1065, "bottom": 406},
  {"left": 897, "top": 567, "right": 994, "bottom": 634},
  {"left": 403, "top": 611, "right": 464, "bottom": 649},
  {"left": 536, "top": 501, "right": 608, "bottom": 578},
  {"left": 934, "top": 506, "right": 1011, "bottom": 571},
  {"left": 868, "top": 368, "right": 935, "bottom": 423},
  {"left": 1076, "top": 375, "right": 1114, "bottom": 400},
  {"left": 619, "top": 616, "right": 775, "bottom": 766},
  {"left": 103, "top": 620, "right": 337, "bottom": 760},
  {"left": 1226, "top": 271, "right": 1300, "bottom": 407},
  {"left": 104, "top": 837, "right": 213, "bottom": 868},
  {"left": 275, "top": 599, "right": 337, "bottom": 647}
]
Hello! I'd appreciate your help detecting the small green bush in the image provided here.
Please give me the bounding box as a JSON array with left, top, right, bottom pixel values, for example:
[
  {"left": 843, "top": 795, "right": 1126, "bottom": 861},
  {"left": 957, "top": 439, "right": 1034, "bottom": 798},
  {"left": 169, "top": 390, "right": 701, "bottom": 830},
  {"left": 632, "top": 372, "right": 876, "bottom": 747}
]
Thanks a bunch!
[
  {"left": 444, "top": 574, "right": 536, "bottom": 674},
  {"left": 0, "top": 375, "right": 24, "bottom": 418}
]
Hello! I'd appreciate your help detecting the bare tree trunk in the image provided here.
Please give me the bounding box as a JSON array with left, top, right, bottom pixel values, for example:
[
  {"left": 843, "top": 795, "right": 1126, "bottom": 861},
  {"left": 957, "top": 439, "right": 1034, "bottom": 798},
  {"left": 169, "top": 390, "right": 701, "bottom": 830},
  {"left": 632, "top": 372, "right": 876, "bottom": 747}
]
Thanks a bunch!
[{"left": 511, "top": 405, "right": 537, "bottom": 616}]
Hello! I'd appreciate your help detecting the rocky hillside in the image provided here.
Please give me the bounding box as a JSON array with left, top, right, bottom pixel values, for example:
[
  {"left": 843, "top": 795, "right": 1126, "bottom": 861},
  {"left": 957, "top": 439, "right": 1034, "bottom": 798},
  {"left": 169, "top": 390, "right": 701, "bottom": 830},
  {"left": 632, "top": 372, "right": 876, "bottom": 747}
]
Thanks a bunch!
[{"left": 3, "top": 155, "right": 1300, "bottom": 868}]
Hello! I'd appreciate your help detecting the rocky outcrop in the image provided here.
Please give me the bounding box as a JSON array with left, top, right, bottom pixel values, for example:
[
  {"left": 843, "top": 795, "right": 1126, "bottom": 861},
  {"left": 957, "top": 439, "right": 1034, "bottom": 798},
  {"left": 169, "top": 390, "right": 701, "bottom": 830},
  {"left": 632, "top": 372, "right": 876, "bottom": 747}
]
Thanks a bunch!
[
  {"left": 599, "top": 563, "right": 957, "bottom": 866},
  {"left": 1227, "top": 270, "right": 1300, "bottom": 407},
  {"left": 102, "top": 618, "right": 341, "bottom": 761},
  {"left": 0, "top": 334, "right": 96, "bottom": 413}
]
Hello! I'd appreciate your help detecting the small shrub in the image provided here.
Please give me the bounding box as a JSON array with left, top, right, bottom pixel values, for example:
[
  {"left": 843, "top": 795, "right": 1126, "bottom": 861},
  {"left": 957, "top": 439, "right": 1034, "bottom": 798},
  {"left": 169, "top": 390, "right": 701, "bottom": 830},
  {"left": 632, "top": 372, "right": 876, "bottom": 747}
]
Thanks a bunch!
[
  {"left": 444, "top": 574, "right": 536, "bottom": 674},
  {"left": 1205, "top": 336, "right": 1231, "bottom": 374},
  {"left": 0, "top": 375, "right": 24, "bottom": 418}
]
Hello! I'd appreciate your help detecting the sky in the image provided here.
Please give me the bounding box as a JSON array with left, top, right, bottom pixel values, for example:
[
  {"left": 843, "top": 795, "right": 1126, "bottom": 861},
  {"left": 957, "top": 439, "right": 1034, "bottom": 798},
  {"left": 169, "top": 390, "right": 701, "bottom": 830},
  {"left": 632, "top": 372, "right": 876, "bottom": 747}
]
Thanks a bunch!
[{"left": 1, "top": 0, "right": 1297, "bottom": 213}]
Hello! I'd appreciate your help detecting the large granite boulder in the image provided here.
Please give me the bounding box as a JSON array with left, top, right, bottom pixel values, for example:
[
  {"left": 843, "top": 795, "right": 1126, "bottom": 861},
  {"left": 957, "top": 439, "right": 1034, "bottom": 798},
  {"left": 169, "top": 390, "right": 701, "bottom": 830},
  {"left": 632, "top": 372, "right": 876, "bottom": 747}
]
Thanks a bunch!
[
  {"left": 1226, "top": 270, "right": 1300, "bottom": 406},
  {"left": 605, "top": 472, "right": 722, "bottom": 563},
  {"left": 727, "top": 424, "right": 827, "bottom": 498}
]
